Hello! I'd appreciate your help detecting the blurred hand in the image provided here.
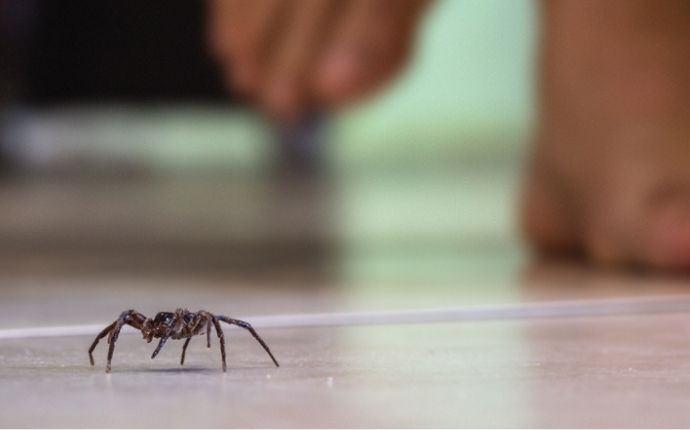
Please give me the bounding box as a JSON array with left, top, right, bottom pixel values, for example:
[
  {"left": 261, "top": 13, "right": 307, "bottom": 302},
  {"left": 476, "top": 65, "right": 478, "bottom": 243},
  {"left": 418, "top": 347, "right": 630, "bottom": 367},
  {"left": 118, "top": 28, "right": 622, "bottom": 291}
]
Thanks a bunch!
[{"left": 208, "top": 0, "right": 429, "bottom": 120}]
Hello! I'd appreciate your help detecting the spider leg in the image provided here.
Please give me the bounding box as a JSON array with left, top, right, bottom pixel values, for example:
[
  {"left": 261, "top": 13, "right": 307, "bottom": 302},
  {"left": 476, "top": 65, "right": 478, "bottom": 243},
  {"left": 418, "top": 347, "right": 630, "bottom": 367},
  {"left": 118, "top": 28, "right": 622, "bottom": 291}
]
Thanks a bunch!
[
  {"left": 180, "top": 337, "right": 192, "bottom": 365},
  {"left": 211, "top": 317, "right": 227, "bottom": 372},
  {"left": 151, "top": 312, "right": 183, "bottom": 360},
  {"left": 216, "top": 316, "right": 279, "bottom": 367},
  {"left": 151, "top": 336, "right": 169, "bottom": 359},
  {"left": 88, "top": 321, "right": 117, "bottom": 366},
  {"left": 104, "top": 310, "right": 147, "bottom": 373},
  {"left": 206, "top": 319, "right": 212, "bottom": 348},
  {"left": 106, "top": 320, "right": 127, "bottom": 373},
  {"left": 89, "top": 310, "right": 147, "bottom": 373}
]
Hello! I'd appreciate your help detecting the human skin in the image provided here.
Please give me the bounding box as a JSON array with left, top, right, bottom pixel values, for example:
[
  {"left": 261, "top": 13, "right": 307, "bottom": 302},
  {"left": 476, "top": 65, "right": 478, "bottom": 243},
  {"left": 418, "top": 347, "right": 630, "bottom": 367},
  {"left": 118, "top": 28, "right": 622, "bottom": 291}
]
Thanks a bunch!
[
  {"left": 521, "top": 0, "right": 690, "bottom": 270},
  {"left": 207, "top": 0, "right": 429, "bottom": 119},
  {"left": 208, "top": 0, "right": 690, "bottom": 270}
]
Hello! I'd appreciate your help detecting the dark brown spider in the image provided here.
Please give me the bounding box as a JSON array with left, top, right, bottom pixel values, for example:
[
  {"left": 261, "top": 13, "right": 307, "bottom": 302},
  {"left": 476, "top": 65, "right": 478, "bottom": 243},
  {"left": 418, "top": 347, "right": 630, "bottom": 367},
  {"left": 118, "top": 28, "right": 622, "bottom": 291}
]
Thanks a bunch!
[{"left": 89, "top": 309, "right": 279, "bottom": 373}]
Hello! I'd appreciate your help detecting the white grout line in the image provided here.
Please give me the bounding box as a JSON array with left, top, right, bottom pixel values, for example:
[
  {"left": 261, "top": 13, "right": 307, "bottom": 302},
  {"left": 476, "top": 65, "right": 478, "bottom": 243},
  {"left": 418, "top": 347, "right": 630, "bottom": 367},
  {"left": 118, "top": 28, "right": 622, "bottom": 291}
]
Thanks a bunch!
[{"left": 1, "top": 295, "right": 690, "bottom": 340}]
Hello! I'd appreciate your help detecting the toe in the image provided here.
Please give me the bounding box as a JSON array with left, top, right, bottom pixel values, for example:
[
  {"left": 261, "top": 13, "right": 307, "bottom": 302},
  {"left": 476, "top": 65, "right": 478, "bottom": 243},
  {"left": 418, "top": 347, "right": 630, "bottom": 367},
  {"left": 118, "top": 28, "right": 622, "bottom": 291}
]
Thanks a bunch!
[
  {"left": 644, "top": 202, "right": 690, "bottom": 270},
  {"left": 584, "top": 188, "right": 690, "bottom": 271},
  {"left": 519, "top": 166, "right": 580, "bottom": 255}
]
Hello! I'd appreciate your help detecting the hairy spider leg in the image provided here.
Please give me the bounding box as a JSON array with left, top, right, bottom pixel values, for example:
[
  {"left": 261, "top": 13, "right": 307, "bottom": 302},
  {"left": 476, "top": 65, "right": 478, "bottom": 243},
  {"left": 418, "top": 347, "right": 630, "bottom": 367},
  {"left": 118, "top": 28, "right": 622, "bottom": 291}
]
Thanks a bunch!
[
  {"left": 180, "top": 337, "right": 192, "bottom": 365},
  {"left": 151, "top": 313, "right": 180, "bottom": 359},
  {"left": 206, "top": 318, "right": 212, "bottom": 348},
  {"left": 179, "top": 316, "right": 206, "bottom": 366},
  {"left": 151, "top": 337, "right": 169, "bottom": 359},
  {"left": 106, "top": 321, "right": 126, "bottom": 372},
  {"left": 88, "top": 321, "right": 117, "bottom": 366},
  {"left": 106, "top": 310, "right": 143, "bottom": 373},
  {"left": 216, "top": 316, "right": 280, "bottom": 367},
  {"left": 88, "top": 310, "right": 147, "bottom": 372},
  {"left": 211, "top": 317, "right": 227, "bottom": 372}
]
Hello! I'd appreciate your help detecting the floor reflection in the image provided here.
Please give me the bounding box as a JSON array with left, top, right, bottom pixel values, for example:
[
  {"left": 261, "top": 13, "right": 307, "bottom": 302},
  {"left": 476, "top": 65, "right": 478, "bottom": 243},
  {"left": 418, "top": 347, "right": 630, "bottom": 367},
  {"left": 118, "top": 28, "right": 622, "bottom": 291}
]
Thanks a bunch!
[
  {"left": 521, "top": 258, "right": 690, "bottom": 300},
  {"left": 520, "top": 259, "right": 690, "bottom": 427}
]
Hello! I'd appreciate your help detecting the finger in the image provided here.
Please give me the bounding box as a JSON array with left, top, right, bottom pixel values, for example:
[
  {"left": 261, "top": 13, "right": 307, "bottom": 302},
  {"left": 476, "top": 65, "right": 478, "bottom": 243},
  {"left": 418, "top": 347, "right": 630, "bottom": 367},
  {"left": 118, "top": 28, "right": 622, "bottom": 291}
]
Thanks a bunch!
[
  {"left": 313, "top": 0, "right": 429, "bottom": 107},
  {"left": 261, "top": 0, "right": 338, "bottom": 119},
  {"left": 208, "top": 0, "right": 284, "bottom": 94},
  {"left": 207, "top": 0, "right": 247, "bottom": 61}
]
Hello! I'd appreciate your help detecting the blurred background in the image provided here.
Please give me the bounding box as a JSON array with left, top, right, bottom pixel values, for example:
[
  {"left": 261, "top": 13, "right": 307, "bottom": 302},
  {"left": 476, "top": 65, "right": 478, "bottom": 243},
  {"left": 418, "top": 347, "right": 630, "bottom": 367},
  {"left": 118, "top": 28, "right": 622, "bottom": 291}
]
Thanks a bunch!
[
  {"left": 6, "top": 4, "right": 690, "bottom": 426},
  {"left": 0, "top": 0, "right": 535, "bottom": 295}
]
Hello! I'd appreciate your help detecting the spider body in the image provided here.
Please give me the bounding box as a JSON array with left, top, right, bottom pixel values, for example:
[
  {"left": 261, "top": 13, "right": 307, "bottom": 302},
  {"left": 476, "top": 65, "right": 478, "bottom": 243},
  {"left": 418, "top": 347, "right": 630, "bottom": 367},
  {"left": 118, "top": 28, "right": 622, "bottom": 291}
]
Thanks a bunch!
[{"left": 89, "top": 308, "right": 279, "bottom": 373}]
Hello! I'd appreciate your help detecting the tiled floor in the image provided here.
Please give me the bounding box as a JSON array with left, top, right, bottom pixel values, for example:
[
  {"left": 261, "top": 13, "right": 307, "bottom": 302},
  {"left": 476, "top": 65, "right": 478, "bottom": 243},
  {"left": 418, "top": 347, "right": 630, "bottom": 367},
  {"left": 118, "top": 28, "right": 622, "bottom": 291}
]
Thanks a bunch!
[
  {"left": 2, "top": 173, "right": 690, "bottom": 427},
  {"left": 2, "top": 264, "right": 690, "bottom": 428}
]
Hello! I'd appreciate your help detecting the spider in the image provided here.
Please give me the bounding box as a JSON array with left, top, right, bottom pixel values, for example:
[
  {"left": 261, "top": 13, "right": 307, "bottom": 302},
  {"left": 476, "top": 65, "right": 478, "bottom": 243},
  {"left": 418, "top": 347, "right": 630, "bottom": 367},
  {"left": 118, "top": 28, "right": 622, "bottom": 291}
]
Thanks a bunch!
[{"left": 88, "top": 309, "right": 280, "bottom": 373}]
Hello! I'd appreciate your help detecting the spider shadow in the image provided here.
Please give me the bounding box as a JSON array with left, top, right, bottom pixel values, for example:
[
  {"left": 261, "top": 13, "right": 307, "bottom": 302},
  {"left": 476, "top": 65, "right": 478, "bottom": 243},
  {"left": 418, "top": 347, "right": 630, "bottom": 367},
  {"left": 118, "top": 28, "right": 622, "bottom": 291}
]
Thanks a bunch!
[
  {"left": 128, "top": 362, "right": 279, "bottom": 373},
  {"left": 124, "top": 366, "right": 220, "bottom": 374}
]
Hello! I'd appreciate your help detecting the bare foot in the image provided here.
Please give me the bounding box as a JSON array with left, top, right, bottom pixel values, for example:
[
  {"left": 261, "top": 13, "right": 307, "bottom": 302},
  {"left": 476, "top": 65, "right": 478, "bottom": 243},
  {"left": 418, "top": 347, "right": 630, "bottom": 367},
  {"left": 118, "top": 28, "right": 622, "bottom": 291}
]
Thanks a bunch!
[{"left": 521, "top": 0, "right": 690, "bottom": 270}]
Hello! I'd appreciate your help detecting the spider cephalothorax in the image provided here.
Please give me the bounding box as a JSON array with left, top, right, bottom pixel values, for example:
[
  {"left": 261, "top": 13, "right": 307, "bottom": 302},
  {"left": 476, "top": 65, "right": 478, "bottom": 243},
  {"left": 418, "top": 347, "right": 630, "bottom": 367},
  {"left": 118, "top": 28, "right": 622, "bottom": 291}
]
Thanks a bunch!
[{"left": 89, "top": 308, "right": 279, "bottom": 373}]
